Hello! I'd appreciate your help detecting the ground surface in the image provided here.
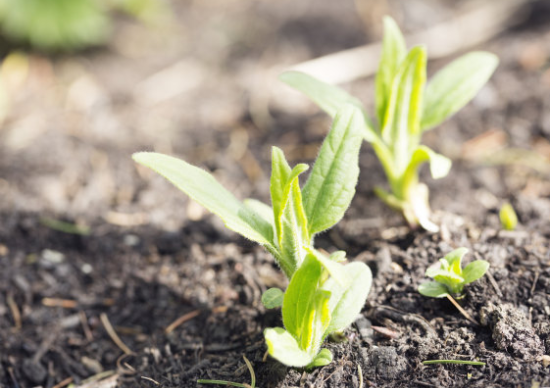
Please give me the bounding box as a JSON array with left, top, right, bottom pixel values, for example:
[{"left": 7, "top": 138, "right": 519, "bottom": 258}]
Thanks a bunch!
[{"left": 0, "top": 0, "right": 550, "bottom": 387}]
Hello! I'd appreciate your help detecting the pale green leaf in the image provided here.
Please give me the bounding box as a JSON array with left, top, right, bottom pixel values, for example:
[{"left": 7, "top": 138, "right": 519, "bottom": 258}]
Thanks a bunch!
[
  {"left": 261, "top": 288, "right": 284, "bottom": 309},
  {"left": 282, "top": 254, "right": 322, "bottom": 339},
  {"left": 307, "top": 248, "right": 350, "bottom": 287},
  {"left": 421, "top": 51, "right": 498, "bottom": 131},
  {"left": 243, "top": 199, "right": 273, "bottom": 225},
  {"left": 406, "top": 146, "right": 451, "bottom": 181},
  {"left": 442, "top": 247, "right": 468, "bottom": 275},
  {"left": 322, "top": 262, "right": 372, "bottom": 334},
  {"left": 418, "top": 281, "right": 448, "bottom": 298},
  {"left": 133, "top": 152, "right": 275, "bottom": 246},
  {"left": 382, "top": 46, "right": 427, "bottom": 175},
  {"left": 310, "top": 348, "right": 333, "bottom": 368},
  {"left": 299, "top": 289, "right": 331, "bottom": 352},
  {"left": 302, "top": 104, "right": 364, "bottom": 236},
  {"left": 376, "top": 16, "right": 407, "bottom": 128},
  {"left": 462, "top": 260, "right": 490, "bottom": 284},
  {"left": 270, "top": 147, "right": 292, "bottom": 242},
  {"left": 264, "top": 327, "right": 313, "bottom": 367},
  {"left": 329, "top": 251, "right": 346, "bottom": 263},
  {"left": 279, "top": 71, "right": 377, "bottom": 142},
  {"left": 499, "top": 203, "right": 518, "bottom": 231}
]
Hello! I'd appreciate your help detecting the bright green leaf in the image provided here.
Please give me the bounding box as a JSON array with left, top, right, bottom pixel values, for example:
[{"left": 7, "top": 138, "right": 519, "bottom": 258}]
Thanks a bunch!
[
  {"left": 421, "top": 51, "right": 499, "bottom": 131},
  {"left": 133, "top": 152, "right": 275, "bottom": 247},
  {"left": 375, "top": 16, "right": 407, "bottom": 128},
  {"left": 382, "top": 46, "right": 427, "bottom": 175},
  {"left": 282, "top": 254, "right": 322, "bottom": 339},
  {"left": 322, "top": 262, "right": 372, "bottom": 334},
  {"left": 499, "top": 203, "right": 518, "bottom": 231},
  {"left": 418, "top": 281, "right": 449, "bottom": 298},
  {"left": 462, "top": 260, "right": 490, "bottom": 284},
  {"left": 243, "top": 199, "right": 273, "bottom": 225},
  {"left": 442, "top": 248, "right": 468, "bottom": 275},
  {"left": 299, "top": 289, "right": 331, "bottom": 352},
  {"left": 279, "top": 71, "right": 377, "bottom": 142},
  {"left": 302, "top": 104, "right": 364, "bottom": 236},
  {"left": 264, "top": 327, "right": 313, "bottom": 367},
  {"left": 262, "top": 288, "right": 284, "bottom": 309},
  {"left": 310, "top": 348, "right": 333, "bottom": 368}
]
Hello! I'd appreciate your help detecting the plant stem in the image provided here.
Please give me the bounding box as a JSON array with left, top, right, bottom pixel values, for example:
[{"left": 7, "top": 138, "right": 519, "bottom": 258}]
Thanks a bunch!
[{"left": 446, "top": 294, "right": 478, "bottom": 326}]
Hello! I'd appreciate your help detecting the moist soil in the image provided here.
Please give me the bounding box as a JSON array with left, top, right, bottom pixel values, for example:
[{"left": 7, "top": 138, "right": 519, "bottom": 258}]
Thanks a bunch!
[{"left": 1, "top": 1, "right": 550, "bottom": 387}]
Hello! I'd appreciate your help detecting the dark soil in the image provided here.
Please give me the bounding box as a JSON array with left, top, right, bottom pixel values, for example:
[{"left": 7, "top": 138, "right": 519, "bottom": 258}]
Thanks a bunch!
[{"left": 1, "top": 1, "right": 550, "bottom": 387}]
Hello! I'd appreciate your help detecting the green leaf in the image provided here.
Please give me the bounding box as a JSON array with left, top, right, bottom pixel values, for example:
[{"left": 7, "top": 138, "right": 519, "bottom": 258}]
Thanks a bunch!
[
  {"left": 264, "top": 327, "right": 313, "bottom": 367},
  {"left": 270, "top": 147, "right": 292, "bottom": 241},
  {"left": 310, "top": 348, "right": 333, "bottom": 368},
  {"left": 279, "top": 168, "right": 310, "bottom": 271},
  {"left": 375, "top": 16, "right": 407, "bottom": 128},
  {"left": 418, "top": 281, "right": 449, "bottom": 298},
  {"left": 279, "top": 71, "right": 377, "bottom": 142},
  {"left": 499, "top": 203, "right": 518, "bottom": 231},
  {"left": 421, "top": 51, "right": 499, "bottom": 131},
  {"left": 442, "top": 248, "right": 468, "bottom": 275},
  {"left": 302, "top": 104, "right": 364, "bottom": 236},
  {"left": 243, "top": 199, "right": 273, "bottom": 225},
  {"left": 279, "top": 71, "right": 363, "bottom": 118},
  {"left": 406, "top": 146, "right": 451, "bottom": 181},
  {"left": 299, "top": 289, "right": 331, "bottom": 352},
  {"left": 382, "top": 46, "right": 427, "bottom": 175},
  {"left": 307, "top": 248, "right": 350, "bottom": 288},
  {"left": 462, "top": 260, "right": 490, "bottom": 284},
  {"left": 262, "top": 288, "right": 284, "bottom": 309},
  {"left": 133, "top": 152, "right": 275, "bottom": 247},
  {"left": 322, "top": 262, "right": 372, "bottom": 334},
  {"left": 329, "top": 251, "right": 346, "bottom": 263},
  {"left": 282, "top": 254, "right": 322, "bottom": 339}
]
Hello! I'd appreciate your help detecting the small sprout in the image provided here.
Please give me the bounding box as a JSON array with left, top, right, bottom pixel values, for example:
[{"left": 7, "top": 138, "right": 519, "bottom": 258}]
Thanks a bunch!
[
  {"left": 134, "top": 103, "right": 372, "bottom": 369},
  {"left": 418, "top": 248, "right": 490, "bottom": 298},
  {"left": 499, "top": 202, "right": 518, "bottom": 231},
  {"left": 280, "top": 16, "right": 498, "bottom": 232},
  {"left": 422, "top": 359, "right": 486, "bottom": 366}
]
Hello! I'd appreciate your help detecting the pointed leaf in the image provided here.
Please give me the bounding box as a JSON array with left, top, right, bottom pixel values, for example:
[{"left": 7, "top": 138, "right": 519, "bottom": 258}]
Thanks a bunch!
[
  {"left": 279, "top": 71, "right": 377, "bottom": 142},
  {"left": 422, "top": 51, "right": 498, "bottom": 131},
  {"left": 302, "top": 104, "right": 364, "bottom": 235},
  {"left": 462, "top": 260, "right": 490, "bottom": 284},
  {"left": 418, "top": 281, "right": 448, "bottom": 298},
  {"left": 264, "top": 327, "right": 313, "bottom": 367},
  {"left": 282, "top": 253, "right": 322, "bottom": 339},
  {"left": 244, "top": 199, "right": 273, "bottom": 225},
  {"left": 262, "top": 288, "right": 284, "bottom": 309},
  {"left": 322, "top": 262, "right": 372, "bottom": 334},
  {"left": 443, "top": 247, "right": 468, "bottom": 275},
  {"left": 382, "top": 46, "right": 427, "bottom": 175},
  {"left": 270, "top": 147, "right": 292, "bottom": 242},
  {"left": 307, "top": 248, "right": 350, "bottom": 287},
  {"left": 133, "top": 152, "right": 274, "bottom": 246},
  {"left": 376, "top": 16, "right": 407, "bottom": 128}
]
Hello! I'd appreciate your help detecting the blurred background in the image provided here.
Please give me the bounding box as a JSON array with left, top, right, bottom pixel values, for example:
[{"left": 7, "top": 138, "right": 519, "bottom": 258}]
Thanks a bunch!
[{"left": 0, "top": 0, "right": 549, "bottom": 231}]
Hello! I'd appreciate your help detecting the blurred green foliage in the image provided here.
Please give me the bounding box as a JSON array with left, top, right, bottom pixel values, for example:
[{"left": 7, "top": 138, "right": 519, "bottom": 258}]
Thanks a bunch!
[{"left": 0, "top": 0, "right": 165, "bottom": 52}]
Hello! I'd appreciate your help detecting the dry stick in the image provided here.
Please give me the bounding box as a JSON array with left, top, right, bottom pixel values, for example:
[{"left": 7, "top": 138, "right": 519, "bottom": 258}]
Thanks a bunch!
[
  {"left": 42, "top": 298, "right": 78, "bottom": 308},
  {"left": 289, "top": 0, "right": 528, "bottom": 84},
  {"left": 6, "top": 294, "right": 21, "bottom": 330},
  {"left": 52, "top": 377, "right": 73, "bottom": 388},
  {"left": 141, "top": 376, "right": 160, "bottom": 386},
  {"left": 164, "top": 309, "right": 201, "bottom": 334},
  {"left": 100, "top": 313, "right": 133, "bottom": 355},
  {"left": 446, "top": 294, "right": 478, "bottom": 326},
  {"left": 357, "top": 364, "right": 364, "bottom": 388},
  {"left": 79, "top": 310, "right": 94, "bottom": 342}
]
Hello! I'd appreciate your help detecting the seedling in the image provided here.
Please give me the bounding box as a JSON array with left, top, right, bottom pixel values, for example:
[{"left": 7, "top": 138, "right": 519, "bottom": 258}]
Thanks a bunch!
[
  {"left": 280, "top": 17, "right": 498, "bottom": 232},
  {"left": 422, "top": 360, "right": 486, "bottom": 366},
  {"left": 499, "top": 202, "right": 518, "bottom": 231},
  {"left": 418, "top": 248, "right": 489, "bottom": 298},
  {"left": 133, "top": 103, "right": 372, "bottom": 369}
]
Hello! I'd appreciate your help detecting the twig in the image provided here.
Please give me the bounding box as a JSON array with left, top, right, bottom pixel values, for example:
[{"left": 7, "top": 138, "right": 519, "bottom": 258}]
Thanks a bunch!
[
  {"left": 486, "top": 271, "right": 503, "bottom": 298},
  {"left": 164, "top": 309, "right": 201, "bottom": 334},
  {"left": 140, "top": 376, "right": 160, "bottom": 386},
  {"left": 52, "top": 377, "right": 73, "bottom": 388},
  {"left": 423, "top": 359, "right": 486, "bottom": 366},
  {"left": 42, "top": 298, "right": 78, "bottom": 308},
  {"left": 6, "top": 294, "right": 21, "bottom": 330},
  {"left": 289, "top": 0, "right": 528, "bottom": 84},
  {"left": 531, "top": 271, "right": 540, "bottom": 295},
  {"left": 100, "top": 313, "right": 133, "bottom": 355},
  {"left": 446, "top": 294, "right": 479, "bottom": 326},
  {"left": 79, "top": 311, "right": 94, "bottom": 342},
  {"left": 358, "top": 364, "right": 363, "bottom": 388}
]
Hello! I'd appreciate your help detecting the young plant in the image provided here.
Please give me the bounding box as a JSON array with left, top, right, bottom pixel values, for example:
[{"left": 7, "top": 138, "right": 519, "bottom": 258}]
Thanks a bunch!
[
  {"left": 499, "top": 202, "right": 518, "bottom": 231},
  {"left": 279, "top": 17, "right": 498, "bottom": 232},
  {"left": 418, "top": 247, "right": 489, "bottom": 298},
  {"left": 133, "top": 103, "right": 372, "bottom": 369}
]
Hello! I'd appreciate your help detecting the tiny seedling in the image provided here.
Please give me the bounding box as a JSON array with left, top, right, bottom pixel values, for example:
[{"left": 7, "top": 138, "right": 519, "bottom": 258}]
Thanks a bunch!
[
  {"left": 422, "top": 359, "right": 486, "bottom": 366},
  {"left": 134, "top": 103, "right": 372, "bottom": 369},
  {"left": 499, "top": 202, "right": 518, "bottom": 231},
  {"left": 280, "top": 17, "right": 498, "bottom": 232},
  {"left": 418, "top": 248, "right": 489, "bottom": 298}
]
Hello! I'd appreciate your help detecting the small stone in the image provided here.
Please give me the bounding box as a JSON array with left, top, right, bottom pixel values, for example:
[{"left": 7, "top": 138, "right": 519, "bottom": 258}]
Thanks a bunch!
[
  {"left": 22, "top": 359, "right": 46, "bottom": 384},
  {"left": 41, "top": 249, "right": 65, "bottom": 264},
  {"left": 123, "top": 234, "right": 140, "bottom": 247},
  {"left": 355, "top": 315, "right": 373, "bottom": 341}
]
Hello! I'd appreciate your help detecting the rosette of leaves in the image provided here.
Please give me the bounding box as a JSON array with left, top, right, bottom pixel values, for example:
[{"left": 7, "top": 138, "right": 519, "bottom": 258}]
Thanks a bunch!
[
  {"left": 418, "top": 248, "right": 490, "bottom": 297},
  {"left": 280, "top": 16, "right": 498, "bottom": 232},
  {"left": 134, "top": 104, "right": 372, "bottom": 368}
]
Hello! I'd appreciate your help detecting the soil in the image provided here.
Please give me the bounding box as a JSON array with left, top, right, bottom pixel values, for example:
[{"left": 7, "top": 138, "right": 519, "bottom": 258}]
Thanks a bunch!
[{"left": 1, "top": 1, "right": 550, "bottom": 387}]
